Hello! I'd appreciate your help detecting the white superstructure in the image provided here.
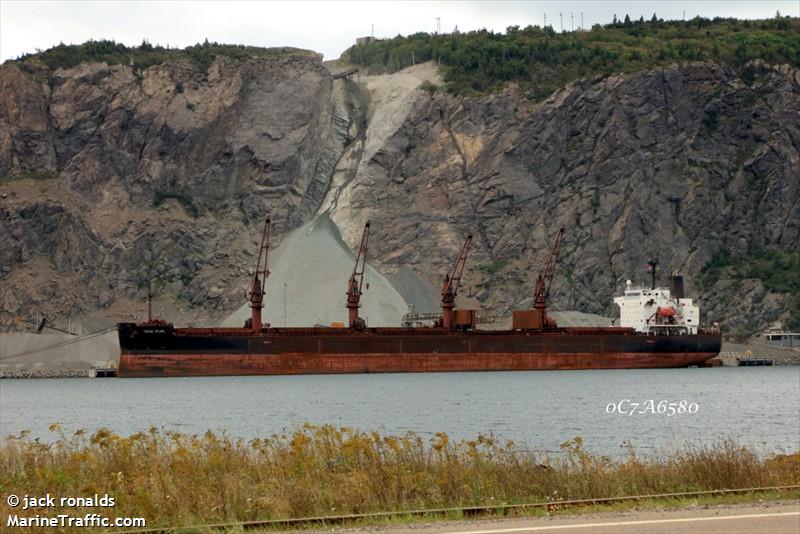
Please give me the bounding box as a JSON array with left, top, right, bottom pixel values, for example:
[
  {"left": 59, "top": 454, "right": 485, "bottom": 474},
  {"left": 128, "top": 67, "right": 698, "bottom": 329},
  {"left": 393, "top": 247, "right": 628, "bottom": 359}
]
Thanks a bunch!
[{"left": 613, "top": 280, "right": 699, "bottom": 335}]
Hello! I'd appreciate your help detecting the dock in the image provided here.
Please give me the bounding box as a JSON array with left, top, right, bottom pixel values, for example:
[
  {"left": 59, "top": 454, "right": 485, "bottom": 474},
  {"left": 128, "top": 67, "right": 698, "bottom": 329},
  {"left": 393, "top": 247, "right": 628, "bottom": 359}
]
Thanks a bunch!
[
  {"left": 0, "top": 331, "right": 120, "bottom": 378},
  {"left": 719, "top": 341, "right": 799, "bottom": 366},
  {"left": 93, "top": 360, "right": 118, "bottom": 377}
]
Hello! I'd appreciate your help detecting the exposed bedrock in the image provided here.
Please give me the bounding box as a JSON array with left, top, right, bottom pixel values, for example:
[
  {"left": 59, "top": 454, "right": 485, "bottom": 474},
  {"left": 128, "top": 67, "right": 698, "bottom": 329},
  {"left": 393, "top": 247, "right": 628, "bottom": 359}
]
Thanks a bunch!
[{"left": 1, "top": 57, "right": 797, "bottom": 334}]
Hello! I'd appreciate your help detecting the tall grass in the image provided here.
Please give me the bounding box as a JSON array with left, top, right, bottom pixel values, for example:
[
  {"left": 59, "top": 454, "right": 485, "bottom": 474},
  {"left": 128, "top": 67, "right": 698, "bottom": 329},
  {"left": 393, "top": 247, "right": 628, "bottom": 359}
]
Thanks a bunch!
[{"left": 1, "top": 424, "right": 797, "bottom": 528}]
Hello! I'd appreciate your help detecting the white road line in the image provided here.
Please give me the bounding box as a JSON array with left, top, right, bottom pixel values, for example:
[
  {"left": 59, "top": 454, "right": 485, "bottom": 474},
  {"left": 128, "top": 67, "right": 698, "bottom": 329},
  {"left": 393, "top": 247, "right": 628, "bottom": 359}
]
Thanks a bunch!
[{"left": 447, "top": 511, "right": 800, "bottom": 533}]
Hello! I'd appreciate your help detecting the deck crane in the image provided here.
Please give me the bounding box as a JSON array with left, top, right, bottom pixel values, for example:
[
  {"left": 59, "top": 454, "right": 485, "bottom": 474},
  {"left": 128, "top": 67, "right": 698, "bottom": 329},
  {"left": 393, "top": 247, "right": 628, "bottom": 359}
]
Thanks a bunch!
[
  {"left": 249, "top": 216, "right": 271, "bottom": 332},
  {"left": 533, "top": 227, "right": 565, "bottom": 329},
  {"left": 441, "top": 234, "right": 473, "bottom": 331},
  {"left": 347, "top": 220, "right": 371, "bottom": 329}
]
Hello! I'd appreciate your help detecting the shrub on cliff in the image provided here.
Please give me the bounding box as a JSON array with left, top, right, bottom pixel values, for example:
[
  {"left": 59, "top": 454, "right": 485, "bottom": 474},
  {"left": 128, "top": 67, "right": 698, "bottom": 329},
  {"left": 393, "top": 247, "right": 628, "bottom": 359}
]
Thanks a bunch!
[
  {"left": 12, "top": 39, "right": 314, "bottom": 74},
  {"left": 346, "top": 15, "right": 800, "bottom": 96}
]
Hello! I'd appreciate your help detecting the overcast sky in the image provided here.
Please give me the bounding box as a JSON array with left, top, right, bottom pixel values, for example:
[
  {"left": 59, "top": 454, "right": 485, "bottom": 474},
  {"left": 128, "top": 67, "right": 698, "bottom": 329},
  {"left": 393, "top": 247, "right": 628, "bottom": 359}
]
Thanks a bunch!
[{"left": 2, "top": 1, "right": 798, "bottom": 63}]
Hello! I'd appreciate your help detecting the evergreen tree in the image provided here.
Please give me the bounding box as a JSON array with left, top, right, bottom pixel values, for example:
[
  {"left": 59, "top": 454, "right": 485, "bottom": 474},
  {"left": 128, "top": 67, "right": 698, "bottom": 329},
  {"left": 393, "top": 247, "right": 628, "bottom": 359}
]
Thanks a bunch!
[{"left": 17, "top": 16, "right": 800, "bottom": 99}]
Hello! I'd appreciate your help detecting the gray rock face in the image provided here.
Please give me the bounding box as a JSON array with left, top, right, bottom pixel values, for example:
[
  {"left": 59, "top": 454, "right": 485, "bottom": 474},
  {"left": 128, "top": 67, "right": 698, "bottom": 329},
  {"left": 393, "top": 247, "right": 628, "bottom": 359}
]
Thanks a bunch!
[
  {"left": 2, "top": 54, "right": 337, "bottom": 223},
  {"left": 1, "top": 57, "right": 797, "bottom": 334},
  {"left": 0, "top": 53, "right": 348, "bottom": 325},
  {"left": 330, "top": 62, "right": 799, "bottom": 332}
]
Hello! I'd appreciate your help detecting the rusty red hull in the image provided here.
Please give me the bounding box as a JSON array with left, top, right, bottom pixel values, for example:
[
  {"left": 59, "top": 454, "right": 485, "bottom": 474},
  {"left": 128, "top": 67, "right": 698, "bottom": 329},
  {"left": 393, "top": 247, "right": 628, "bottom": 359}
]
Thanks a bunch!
[
  {"left": 117, "top": 323, "right": 722, "bottom": 378},
  {"left": 119, "top": 351, "right": 719, "bottom": 377}
]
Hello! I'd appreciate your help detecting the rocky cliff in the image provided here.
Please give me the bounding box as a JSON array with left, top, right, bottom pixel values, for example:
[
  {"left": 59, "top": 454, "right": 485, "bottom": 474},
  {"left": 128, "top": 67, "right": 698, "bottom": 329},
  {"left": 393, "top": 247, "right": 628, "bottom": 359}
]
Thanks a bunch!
[
  {"left": 0, "top": 52, "right": 350, "bottom": 326},
  {"left": 328, "top": 61, "right": 800, "bottom": 333},
  {"left": 1, "top": 53, "right": 798, "bottom": 334}
]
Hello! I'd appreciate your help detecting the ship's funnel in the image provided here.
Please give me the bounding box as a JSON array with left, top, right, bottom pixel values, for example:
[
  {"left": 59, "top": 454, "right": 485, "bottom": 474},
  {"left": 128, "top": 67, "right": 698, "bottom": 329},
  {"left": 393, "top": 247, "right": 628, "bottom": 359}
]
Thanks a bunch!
[{"left": 671, "top": 274, "right": 685, "bottom": 300}]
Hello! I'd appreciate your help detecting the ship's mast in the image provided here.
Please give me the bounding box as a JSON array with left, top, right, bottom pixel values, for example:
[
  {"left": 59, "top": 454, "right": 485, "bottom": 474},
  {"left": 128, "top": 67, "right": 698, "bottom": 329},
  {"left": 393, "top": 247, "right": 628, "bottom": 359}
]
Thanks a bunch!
[
  {"left": 347, "top": 220, "right": 370, "bottom": 329},
  {"left": 147, "top": 284, "right": 153, "bottom": 323},
  {"left": 249, "top": 216, "right": 271, "bottom": 332},
  {"left": 441, "top": 234, "right": 473, "bottom": 331},
  {"left": 533, "top": 227, "right": 565, "bottom": 327}
]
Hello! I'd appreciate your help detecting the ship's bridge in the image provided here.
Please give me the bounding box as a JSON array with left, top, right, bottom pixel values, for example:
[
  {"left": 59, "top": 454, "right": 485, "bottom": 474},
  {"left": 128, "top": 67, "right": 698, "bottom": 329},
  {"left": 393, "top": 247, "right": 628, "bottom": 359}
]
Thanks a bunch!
[{"left": 614, "top": 280, "right": 699, "bottom": 335}]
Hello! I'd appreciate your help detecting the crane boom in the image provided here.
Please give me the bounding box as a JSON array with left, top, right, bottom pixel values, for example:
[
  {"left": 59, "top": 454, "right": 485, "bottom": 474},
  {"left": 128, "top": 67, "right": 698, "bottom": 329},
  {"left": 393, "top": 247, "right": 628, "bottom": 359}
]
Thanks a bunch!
[
  {"left": 249, "top": 216, "right": 271, "bottom": 332},
  {"left": 533, "top": 227, "right": 565, "bottom": 325},
  {"left": 347, "top": 220, "right": 370, "bottom": 329},
  {"left": 441, "top": 234, "right": 473, "bottom": 330}
]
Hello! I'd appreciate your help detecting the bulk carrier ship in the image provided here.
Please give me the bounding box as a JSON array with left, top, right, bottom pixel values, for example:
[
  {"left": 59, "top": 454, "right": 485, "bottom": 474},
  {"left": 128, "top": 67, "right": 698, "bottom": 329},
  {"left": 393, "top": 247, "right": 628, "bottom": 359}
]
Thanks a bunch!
[{"left": 117, "top": 218, "right": 721, "bottom": 377}]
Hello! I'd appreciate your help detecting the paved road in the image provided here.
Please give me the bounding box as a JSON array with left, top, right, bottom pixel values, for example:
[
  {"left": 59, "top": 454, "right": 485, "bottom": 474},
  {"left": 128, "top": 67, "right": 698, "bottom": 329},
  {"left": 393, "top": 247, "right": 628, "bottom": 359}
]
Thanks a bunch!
[{"left": 374, "top": 503, "right": 800, "bottom": 534}]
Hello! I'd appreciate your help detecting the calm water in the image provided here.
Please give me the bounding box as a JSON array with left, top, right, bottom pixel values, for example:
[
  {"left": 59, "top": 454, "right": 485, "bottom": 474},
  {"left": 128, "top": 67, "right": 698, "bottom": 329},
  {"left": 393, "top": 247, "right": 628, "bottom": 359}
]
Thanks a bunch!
[{"left": 1, "top": 367, "right": 798, "bottom": 457}]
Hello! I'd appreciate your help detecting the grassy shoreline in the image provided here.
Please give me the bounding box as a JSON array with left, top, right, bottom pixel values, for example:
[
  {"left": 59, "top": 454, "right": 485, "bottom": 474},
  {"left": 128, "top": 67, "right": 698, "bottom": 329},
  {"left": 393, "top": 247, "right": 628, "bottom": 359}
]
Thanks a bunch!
[{"left": 2, "top": 424, "right": 798, "bottom": 530}]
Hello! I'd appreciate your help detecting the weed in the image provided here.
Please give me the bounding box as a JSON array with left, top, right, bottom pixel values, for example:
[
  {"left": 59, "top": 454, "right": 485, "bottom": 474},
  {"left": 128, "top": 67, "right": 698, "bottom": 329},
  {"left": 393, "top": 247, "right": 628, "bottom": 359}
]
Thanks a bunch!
[{"left": 1, "top": 425, "right": 796, "bottom": 530}]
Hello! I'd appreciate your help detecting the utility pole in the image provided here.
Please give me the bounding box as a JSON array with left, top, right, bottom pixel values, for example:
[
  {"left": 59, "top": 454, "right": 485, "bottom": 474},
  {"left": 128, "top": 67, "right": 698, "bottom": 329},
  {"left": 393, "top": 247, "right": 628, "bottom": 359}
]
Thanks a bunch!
[
  {"left": 571, "top": 12, "right": 574, "bottom": 32},
  {"left": 371, "top": 24, "right": 374, "bottom": 38},
  {"left": 544, "top": 13, "right": 547, "bottom": 28},
  {"left": 559, "top": 12, "right": 563, "bottom": 33},
  {"left": 581, "top": 12, "right": 584, "bottom": 30},
  {"left": 435, "top": 16, "right": 441, "bottom": 34}
]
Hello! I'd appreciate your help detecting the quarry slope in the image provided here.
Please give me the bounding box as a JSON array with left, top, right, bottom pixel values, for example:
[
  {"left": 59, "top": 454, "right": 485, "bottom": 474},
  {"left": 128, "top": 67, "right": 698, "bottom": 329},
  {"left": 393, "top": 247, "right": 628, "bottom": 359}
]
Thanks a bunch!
[{"left": 1, "top": 54, "right": 798, "bottom": 338}]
